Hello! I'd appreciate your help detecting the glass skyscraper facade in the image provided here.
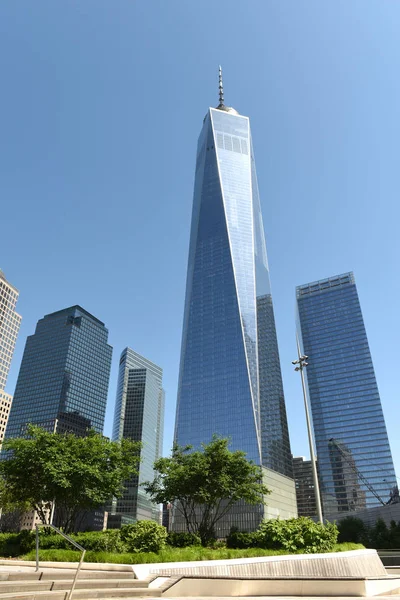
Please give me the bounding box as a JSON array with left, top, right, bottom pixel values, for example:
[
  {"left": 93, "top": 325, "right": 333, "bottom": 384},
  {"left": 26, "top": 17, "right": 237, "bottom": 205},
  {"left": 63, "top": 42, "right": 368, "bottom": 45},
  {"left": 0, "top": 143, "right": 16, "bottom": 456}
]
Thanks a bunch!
[
  {"left": 5, "top": 305, "right": 112, "bottom": 439},
  {"left": 111, "top": 348, "right": 164, "bottom": 523},
  {"left": 175, "top": 79, "right": 293, "bottom": 497},
  {"left": 296, "top": 272, "right": 397, "bottom": 517}
]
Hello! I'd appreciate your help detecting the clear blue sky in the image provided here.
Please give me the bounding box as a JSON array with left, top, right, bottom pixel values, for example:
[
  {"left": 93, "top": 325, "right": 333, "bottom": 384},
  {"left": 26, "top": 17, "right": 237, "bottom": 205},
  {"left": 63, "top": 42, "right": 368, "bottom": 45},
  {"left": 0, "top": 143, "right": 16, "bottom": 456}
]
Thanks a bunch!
[{"left": 1, "top": 1, "right": 399, "bottom": 477}]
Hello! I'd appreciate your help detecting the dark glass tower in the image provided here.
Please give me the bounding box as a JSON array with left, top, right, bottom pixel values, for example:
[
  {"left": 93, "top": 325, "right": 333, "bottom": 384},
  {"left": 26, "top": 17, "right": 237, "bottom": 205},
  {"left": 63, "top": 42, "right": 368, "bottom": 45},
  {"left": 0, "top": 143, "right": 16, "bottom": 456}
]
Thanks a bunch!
[
  {"left": 175, "top": 70, "right": 293, "bottom": 480},
  {"left": 5, "top": 306, "right": 112, "bottom": 438},
  {"left": 292, "top": 456, "right": 318, "bottom": 518},
  {"left": 111, "top": 348, "right": 164, "bottom": 523},
  {"left": 296, "top": 272, "right": 397, "bottom": 517}
]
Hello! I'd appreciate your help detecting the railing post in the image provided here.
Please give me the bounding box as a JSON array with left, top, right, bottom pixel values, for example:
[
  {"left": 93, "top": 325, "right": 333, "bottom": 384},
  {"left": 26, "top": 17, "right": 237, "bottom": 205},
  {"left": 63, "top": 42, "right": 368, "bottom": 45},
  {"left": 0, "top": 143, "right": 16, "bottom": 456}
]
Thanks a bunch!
[
  {"left": 35, "top": 524, "right": 39, "bottom": 572},
  {"left": 66, "top": 549, "right": 85, "bottom": 600},
  {"left": 35, "top": 522, "right": 85, "bottom": 599}
]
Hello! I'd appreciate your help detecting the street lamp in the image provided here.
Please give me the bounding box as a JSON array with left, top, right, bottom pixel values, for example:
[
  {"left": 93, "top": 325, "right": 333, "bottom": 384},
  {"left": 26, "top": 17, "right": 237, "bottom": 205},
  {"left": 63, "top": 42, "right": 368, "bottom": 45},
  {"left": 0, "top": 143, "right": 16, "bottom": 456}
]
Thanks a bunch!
[{"left": 293, "top": 336, "right": 323, "bottom": 523}]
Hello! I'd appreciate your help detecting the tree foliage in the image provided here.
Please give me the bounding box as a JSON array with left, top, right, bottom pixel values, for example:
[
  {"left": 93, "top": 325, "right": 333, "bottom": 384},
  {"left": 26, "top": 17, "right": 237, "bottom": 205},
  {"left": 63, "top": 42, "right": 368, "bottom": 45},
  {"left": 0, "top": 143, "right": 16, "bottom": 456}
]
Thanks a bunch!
[
  {"left": 144, "top": 436, "right": 270, "bottom": 545},
  {"left": 337, "top": 516, "right": 400, "bottom": 549},
  {"left": 337, "top": 516, "right": 369, "bottom": 545},
  {"left": 0, "top": 425, "right": 141, "bottom": 532},
  {"left": 0, "top": 477, "right": 30, "bottom": 532}
]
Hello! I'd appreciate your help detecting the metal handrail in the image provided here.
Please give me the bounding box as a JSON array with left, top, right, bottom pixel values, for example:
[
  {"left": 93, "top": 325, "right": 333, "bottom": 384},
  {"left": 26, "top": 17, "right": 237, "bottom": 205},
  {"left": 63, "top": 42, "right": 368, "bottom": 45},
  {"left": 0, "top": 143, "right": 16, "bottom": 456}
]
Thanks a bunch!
[{"left": 35, "top": 523, "right": 86, "bottom": 600}]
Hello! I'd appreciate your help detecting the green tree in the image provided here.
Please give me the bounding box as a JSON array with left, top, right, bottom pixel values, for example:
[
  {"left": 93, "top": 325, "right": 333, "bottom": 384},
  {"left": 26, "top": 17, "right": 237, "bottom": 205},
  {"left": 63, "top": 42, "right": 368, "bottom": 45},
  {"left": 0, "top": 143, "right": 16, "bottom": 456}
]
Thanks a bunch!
[
  {"left": 388, "top": 520, "right": 400, "bottom": 549},
  {"left": 369, "top": 518, "right": 390, "bottom": 549},
  {"left": 0, "top": 425, "right": 141, "bottom": 532},
  {"left": 337, "top": 516, "right": 370, "bottom": 545},
  {"left": 144, "top": 436, "right": 270, "bottom": 545},
  {"left": 0, "top": 478, "right": 31, "bottom": 532}
]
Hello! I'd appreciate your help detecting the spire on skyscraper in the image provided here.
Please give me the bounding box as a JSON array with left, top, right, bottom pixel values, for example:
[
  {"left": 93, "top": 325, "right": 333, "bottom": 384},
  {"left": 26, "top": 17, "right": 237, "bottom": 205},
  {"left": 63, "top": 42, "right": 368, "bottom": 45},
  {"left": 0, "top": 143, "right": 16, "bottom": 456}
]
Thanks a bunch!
[
  {"left": 218, "top": 65, "right": 224, "bottom": 108},
  {"left": 215, "top": 66, "right": 239, "bottom": 115}
]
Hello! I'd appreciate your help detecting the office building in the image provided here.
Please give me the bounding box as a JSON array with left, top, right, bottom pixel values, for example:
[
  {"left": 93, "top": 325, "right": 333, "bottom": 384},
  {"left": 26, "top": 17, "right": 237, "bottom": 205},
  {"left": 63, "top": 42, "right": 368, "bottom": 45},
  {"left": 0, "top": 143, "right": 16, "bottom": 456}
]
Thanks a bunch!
[
  {"left": 0, "top": 391, "right": 13, "bottom": 445},
  {"left": 19, "top": 507, "right": 107, "bottom": 532},
  {"left": 5, "top": 305, "right": 112, "bottom": 439},
  {"left": 162, "top": 502, "right": 172, "bottom": 532},
  {"left": 0, "top": 269, "right": 22, "bottom": 391},
  {"left": 110, "top": 348, "right": 164, "bottom": 524},
  {"left": 292, "top": 456, "right": 317, "bottom": 518},
  {"left": 174, "top": 69, "right": 296, "bottom": 533},
  {"left": 296, "top": 272, "right": 397, "bottom": 517}
]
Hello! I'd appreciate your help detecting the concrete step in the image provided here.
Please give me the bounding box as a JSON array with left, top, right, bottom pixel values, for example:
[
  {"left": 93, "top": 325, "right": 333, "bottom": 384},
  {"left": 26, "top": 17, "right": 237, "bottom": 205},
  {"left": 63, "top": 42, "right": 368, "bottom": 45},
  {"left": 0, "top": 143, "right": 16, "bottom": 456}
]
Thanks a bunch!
[
  {"left": 1, "top": 573, "right": 136, "bottom": 582},
  {"left": 0, "top": 592, "right": 67, "bottom": 600},
  {"left": 39, "top": 574, "right": 136, "bottom": 582},
  {"left": 0, "top": 589, "right": 160, "bottom": 600},
  {"left": 0, "top": 575, "right": 39, "bottom": 582},
  {"left": 0, "top": 585, "right": 53, "bottom": 594},
  {"left": 0, "top": 581, "right": 149, "bottom": 593},
  {"left": 51, "top": 581, "right": 148, "bottom": 591},
  {"left": 72, "top": 590, "right": 161, "bottom": 598}
]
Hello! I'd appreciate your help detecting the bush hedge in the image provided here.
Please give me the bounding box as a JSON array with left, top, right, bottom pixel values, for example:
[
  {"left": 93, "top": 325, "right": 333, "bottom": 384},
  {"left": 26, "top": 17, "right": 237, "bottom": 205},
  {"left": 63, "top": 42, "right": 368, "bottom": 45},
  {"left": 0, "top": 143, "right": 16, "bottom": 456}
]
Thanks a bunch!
[
  {"left": 167, "top": 531, "right": 201, "bottom": 547},
  {"left": 226, "top": 528, "right": 257, "bottom": 549},
  {"left": 0, "top": 522, "right": 168, "bottom": 557},
  {"left": 228, "top": 518, "right": 338, "bottom": 554},
  {"left": 120, "top": 521, "right": 168, "bottom": 553},
  {"left": 257, "top": 518, "right": 338, "bottom": 553},
  {"left": 10, "top": 515, "right": 398, "bottom": 559}
]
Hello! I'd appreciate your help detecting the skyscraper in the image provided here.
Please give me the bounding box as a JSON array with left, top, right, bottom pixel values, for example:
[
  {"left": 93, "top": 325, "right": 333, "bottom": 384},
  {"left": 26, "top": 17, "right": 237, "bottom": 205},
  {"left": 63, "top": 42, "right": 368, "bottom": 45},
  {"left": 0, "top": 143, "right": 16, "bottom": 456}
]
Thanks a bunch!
[
  {"left": 0, "top": 269, "right": 22, "bottom": 391},
  {"left": 174, "top": 69, "right": 296, "bottom": 530},
  {"left": 292, "top": 456, "right": 318, "bottom": 518},
  {"left": 110, "top": 348, "right": 164, "bottom": 524},
  {"left": 0, "top": 391, "right": 13, "bottom": 445},
  {"left": 0, "top": 270, "right": 22, "bottom": 446},
  {"left": 296, "top": 272, "right": 397, "bottom": 517},
  {"left": 5, "top": 305, "right": 112, "bottom": 439}
]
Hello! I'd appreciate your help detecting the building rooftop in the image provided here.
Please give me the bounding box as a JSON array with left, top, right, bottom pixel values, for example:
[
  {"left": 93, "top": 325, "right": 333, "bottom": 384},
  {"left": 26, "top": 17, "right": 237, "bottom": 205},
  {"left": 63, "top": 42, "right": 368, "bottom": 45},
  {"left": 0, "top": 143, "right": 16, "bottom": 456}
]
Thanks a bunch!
[
  {"left": 44, "top": 305, "right": 106, "bottom": 327},
  {"left": 0, "top": 269, "right": 20, "bottom": 293},
  {"left": 296, "top": 272, "right": 355, "bottom": 298}
]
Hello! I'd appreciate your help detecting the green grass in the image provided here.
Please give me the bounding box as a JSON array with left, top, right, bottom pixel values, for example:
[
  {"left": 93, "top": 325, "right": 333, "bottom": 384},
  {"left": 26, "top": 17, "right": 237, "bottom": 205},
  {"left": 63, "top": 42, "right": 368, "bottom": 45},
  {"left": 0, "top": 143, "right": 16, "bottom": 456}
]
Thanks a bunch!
[
  {"left": 20, "top": 543, "right": 365, "bottom": 564},
  {"left": 332, "top": 543, "right": 365, "bottom": 552}
]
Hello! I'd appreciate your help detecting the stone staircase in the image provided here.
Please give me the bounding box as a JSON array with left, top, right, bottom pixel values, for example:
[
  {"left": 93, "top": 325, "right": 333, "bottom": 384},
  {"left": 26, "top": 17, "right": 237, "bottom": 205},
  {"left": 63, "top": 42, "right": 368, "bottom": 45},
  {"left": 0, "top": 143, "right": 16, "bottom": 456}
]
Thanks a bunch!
[{"left": 0, "top": 568, "right": 161, "bottom": 600}]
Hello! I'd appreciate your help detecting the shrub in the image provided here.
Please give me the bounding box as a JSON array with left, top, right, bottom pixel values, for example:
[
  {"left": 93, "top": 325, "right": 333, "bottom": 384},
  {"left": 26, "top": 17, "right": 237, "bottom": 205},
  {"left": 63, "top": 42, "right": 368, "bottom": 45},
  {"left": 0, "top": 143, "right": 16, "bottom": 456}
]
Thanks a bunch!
[
  {"left": 0, "top": 533, "right": 21, "bottom": 557},
  {"left": 39, "top": 533, "right": 70, "bottom": 550},
  {"left": 208, "top": 539, "right": 227, "bottom": 549},
  {"left": 226, "top": 528, "right": 257, "bottom": 549},
  {"left": 73, "top": 530, "right": 126, "bottom": 553},
  {"left": 255, "top": 517, "right": 338, "bottom": 554},
  {"left": 167, "top": 531, "right": 201, "bottom": 547},
  {"left": 120, "top": 521, "right": 168, "bottom": 553},
  {"left": 337, "top": 516, "right": 370, "bottom": 545},
  {"left": 16, "top": 530, "right": 36, "bottom": 554}
]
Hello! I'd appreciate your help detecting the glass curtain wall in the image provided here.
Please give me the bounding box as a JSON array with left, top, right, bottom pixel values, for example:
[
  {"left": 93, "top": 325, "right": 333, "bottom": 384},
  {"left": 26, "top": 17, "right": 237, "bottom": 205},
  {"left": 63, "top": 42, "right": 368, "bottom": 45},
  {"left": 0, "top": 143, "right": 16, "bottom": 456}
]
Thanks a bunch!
[{"left": 296, "top": 273, "right": 397, "bottom": 516}]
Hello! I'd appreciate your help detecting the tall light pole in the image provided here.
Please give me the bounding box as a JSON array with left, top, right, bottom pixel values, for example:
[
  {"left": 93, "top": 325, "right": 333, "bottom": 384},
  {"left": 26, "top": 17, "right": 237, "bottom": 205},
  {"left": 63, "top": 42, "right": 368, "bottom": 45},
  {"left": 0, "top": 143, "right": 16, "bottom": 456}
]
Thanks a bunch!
[{"left": 292, "top": 335, "right": 323, "bottom": 523}]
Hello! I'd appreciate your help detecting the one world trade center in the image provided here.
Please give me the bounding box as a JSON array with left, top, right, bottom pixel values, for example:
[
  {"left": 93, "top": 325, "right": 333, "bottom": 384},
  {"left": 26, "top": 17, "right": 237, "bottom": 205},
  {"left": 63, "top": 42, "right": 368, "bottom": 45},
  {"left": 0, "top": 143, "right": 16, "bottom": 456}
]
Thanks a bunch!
[{"left": 174, "top": 69, "right": 296, "bottom": 532}]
